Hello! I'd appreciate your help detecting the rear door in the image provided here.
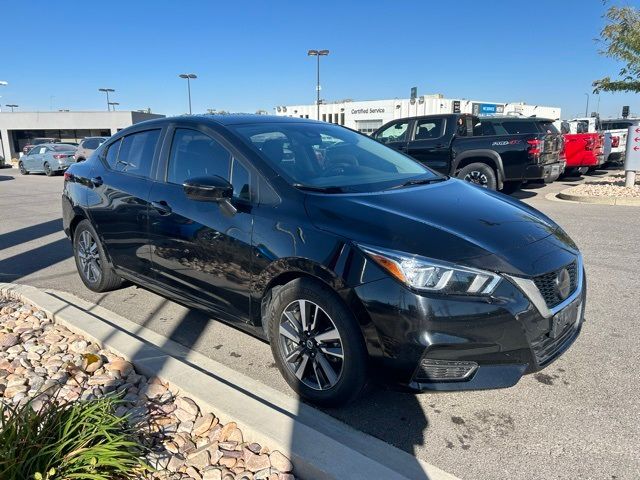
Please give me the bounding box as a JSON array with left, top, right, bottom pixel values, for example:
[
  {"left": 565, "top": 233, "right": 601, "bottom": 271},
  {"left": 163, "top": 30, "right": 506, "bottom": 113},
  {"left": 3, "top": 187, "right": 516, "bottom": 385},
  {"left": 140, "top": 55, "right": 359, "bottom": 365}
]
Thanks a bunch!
[
  {"left": 88, "top": 128, "right": 162, "bottom": 280},
  {"left": 371, "top": 119, "right": 412, "bottom": 153},
  {"left": 147, "top": 125, "right": 253, "bottom": 323},
  {"left": 406, "top": 117, "right": 450, "bottom": 173}
]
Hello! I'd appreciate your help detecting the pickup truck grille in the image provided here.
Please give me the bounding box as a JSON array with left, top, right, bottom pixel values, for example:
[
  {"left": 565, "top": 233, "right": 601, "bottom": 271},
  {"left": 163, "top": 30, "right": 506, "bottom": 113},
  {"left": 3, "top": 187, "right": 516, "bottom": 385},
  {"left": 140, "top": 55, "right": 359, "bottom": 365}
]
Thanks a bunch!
[{"left": 533, "top": 261, "right": 578, "bottom": 309}]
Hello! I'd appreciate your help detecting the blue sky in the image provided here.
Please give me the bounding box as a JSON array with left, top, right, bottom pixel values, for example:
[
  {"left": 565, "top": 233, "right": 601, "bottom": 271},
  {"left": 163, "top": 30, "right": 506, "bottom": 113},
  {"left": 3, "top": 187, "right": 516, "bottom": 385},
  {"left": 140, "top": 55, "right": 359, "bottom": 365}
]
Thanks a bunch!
[{"left": 1, "top": 0, "right": 638, "bottom": 118}]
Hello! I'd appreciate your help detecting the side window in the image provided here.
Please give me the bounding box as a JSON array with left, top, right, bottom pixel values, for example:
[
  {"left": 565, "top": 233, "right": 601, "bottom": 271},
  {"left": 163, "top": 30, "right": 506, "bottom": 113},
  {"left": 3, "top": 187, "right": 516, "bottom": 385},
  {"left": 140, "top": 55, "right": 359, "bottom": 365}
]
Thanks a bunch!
[
  {"left": 502, "top": 121, "right": 539, "bottom": 134},
  {"left": 38, "top": 147, "right": 47, "bottom": 154},
  {"left": 104, "top": 139, "right": 121, "bottom": 168},
  {"left": 115, "top": 129, "right": 160, "bottom": 177},
  {"left": 414, "top": 118, "right": 444, "bottom": 140},
  {"left": 83, "top": 138, "right": 99, "bottom": 149},
  {"left": 168, "top": 128, "right": 231, "bottom": 185},
  {"left": 481, "top": 122, "right": 497, "bottom": 136},
  {"left": 373, "top": 121, "right": 409, "bottom": 143},
  {"left": 230, "top": 157, "right": 251, "bottom": 201}
]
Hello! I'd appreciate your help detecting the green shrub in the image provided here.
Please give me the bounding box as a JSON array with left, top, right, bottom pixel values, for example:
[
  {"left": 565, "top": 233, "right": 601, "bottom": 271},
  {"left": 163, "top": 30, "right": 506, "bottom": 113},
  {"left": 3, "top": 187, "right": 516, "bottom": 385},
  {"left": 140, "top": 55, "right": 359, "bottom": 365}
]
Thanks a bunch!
[{"left": 0, "top": 394, "right": 149, "bottom": 479}]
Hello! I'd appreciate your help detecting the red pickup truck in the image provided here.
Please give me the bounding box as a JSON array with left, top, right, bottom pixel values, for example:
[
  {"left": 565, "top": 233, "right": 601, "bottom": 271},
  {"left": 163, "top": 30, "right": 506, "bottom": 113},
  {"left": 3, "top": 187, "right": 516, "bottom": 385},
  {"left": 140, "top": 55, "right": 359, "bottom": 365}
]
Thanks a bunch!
[{"left": 559, "top": 118, "right": 605, "bottom": 176}]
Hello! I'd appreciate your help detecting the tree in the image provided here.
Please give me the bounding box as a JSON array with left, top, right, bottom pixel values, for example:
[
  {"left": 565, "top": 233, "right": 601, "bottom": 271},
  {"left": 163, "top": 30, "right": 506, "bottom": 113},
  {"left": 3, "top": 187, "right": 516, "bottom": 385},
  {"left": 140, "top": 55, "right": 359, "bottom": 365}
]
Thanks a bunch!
[{"left": 593, "top": 5, "right": 640, "bottom": 93}]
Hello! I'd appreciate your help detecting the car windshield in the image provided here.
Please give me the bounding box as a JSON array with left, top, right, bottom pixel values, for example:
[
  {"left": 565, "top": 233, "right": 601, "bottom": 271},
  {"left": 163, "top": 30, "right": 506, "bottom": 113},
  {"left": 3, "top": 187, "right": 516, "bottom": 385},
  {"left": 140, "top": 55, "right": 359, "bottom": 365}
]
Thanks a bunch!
[
  {"left": 52, "top": 144, "right": 76, "bottom": 151},
  {"left": 230, "top": 122, "right": 440, "bottom": 192}
]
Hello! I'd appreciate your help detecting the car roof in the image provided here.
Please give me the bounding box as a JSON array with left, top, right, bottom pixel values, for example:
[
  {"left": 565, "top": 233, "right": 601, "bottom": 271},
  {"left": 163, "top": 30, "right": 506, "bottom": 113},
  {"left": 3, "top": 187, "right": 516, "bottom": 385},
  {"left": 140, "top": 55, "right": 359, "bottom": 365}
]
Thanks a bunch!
[
  {"left": 127, "top": 114, "right": 321, "bottom": 130},
  {"left": 34, "top": 143, "right": 75, "bottom": 148},
  {"left": 481, "top": 116, "right": 554, "bottom": 122}
]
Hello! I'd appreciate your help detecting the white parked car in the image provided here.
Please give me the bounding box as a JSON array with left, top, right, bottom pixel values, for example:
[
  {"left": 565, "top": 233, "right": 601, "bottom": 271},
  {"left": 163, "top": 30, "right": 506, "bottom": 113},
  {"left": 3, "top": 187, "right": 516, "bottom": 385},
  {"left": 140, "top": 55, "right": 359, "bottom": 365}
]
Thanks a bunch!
[{"left": 601, "top": 118, "right": 640, "bottom": 164}]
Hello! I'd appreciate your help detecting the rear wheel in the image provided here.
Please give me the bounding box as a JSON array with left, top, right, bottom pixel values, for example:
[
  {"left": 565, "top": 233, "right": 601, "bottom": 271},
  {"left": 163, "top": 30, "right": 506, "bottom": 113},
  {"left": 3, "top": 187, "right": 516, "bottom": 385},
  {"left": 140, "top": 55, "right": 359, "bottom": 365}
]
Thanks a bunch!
[
  {"left": 456, "top": 162, "right": 497, "bottom": 190},
  {"left": 73, "top": 220, "right": 123, "bottom": 292},
  {"left": 501, "top": 181, "right": 523, "bottom": 194},
  {"left": 268, "top": 278, "right": 368, "bottom": 407},
  {"left": 44, "top": 162, "right": 54, "bottom": 176},
  {"left": 18, "top": 162, "right": 28, "bottom": 175}
]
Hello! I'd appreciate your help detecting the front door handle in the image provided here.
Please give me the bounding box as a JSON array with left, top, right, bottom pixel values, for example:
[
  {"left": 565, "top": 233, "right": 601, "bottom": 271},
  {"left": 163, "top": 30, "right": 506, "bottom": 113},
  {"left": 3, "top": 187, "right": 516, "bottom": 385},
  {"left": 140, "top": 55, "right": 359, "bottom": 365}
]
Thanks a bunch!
[
  {"left": 151, "top": 200, "right": 172, "bottom": 215},
  {"left": 90, "top": 176, "right": 103, "bottom": 187}
]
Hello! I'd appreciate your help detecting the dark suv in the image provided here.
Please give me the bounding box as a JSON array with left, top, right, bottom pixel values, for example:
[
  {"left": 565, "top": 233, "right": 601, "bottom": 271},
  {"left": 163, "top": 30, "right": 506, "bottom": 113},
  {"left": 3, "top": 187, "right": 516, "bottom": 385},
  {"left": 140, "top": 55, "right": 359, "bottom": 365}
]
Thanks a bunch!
[{"left": 62, "top": 115, "right": 585, "bottom": 406}]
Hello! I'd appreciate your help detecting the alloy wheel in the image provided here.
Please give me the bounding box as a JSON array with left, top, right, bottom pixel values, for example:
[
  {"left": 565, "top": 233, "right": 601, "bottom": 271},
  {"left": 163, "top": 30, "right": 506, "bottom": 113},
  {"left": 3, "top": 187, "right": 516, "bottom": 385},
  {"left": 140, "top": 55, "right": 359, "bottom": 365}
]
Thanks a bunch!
[
  {"left": 464, "top": 170, "right": 489, "bottom": 187},
  {"left": 77, "top": 230, "right": 102, "bottom": 284},
  {"left": 278, "top": 299, "right": 344, "bottom": 391},
  {"left": 44, "top": 163, "right": 51, "bottom": 175}
]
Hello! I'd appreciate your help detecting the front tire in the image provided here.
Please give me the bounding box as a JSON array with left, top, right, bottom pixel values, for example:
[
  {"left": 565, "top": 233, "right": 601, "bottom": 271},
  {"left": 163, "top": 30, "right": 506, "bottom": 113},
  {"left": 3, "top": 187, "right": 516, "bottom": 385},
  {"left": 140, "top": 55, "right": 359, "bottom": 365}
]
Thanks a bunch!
[
  {"left": 456, "top": 162, "right": 497, "bottom": 190},
  {"left": 73, "top": 220, "right": 123, "bottom": 292},
  {"left": 267, "top": 278, "right": 368, "bottom": 407},
  {"left": 18, "top": 162, "right": 28, "bottom": 175}
]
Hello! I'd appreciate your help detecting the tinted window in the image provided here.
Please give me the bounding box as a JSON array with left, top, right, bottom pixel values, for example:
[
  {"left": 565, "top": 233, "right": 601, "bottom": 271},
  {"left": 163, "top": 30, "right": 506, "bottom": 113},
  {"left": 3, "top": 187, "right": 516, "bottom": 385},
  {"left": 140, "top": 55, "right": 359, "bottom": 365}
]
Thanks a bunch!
[
  {"left": 231, "top": 122, "right": 435, "bottom": 192},
  {"left": 105, "top": 139, "right": 121, "bottom": 168},
  {"left": 52, "top": 144, "right": 76, "bottom": 151},
  {"left": 167, "top": 128, "right": 231, "bottom": 185},
  {"left": 230, "top": 157, "right": 251, "bottom": 201},
  {"left": 374, "top": 121, "right": 409, "bottom": 143},
  {"left": 536, "top": 121, "right": 559, "bottom": 134},
  {"left": 113, "top": 129, "right": 160, "bottom": 177},
  {"left": 501, "top": 121, "right": 539, "bottom": 134},
  {"left": 414, "top": 118, "right": 444, "bottom": 140},
  {"left": 83, "top": 138, "right": 100, "bottom": 149},
  {"left": 481, "top": 121, "right": 496, "bottom": 135}
]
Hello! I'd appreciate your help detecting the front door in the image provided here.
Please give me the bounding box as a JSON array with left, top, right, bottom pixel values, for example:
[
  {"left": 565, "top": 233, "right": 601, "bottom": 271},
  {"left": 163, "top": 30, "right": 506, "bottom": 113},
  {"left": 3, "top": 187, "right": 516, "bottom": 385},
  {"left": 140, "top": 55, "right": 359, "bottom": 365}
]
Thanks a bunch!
[
  {"left": 371, "top": 119, "right": 411, "bottom": 153},
  {"left": 88, "top": 128, "right": 161, "bottom": 280},
  {"left": 25, "top": 146, "right": 46, "bottom": 171},
  {"left": 406, "top": 117, "right": 450, "bottom": 173},
  {"left": 148, "top": 127, "right": 253, "bottom": 322}
]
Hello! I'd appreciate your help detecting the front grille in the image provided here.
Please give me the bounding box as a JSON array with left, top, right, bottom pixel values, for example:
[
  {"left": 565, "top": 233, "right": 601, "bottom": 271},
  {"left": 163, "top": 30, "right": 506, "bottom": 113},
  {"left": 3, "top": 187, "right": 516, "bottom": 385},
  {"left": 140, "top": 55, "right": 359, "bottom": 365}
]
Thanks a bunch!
[
  {"left": 413, "top": 359, "right": 478, "bottom": 382},
  {"left": 533, "top": 261, "right": 578, "bottom": 309},
  {"left": 531, "top": 320, "right": 580, "bottom": 367}
]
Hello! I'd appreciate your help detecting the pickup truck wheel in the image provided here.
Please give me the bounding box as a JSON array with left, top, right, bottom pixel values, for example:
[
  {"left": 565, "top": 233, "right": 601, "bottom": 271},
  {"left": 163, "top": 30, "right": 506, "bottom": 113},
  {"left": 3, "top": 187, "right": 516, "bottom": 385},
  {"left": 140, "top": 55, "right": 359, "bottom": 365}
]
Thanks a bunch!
[
  {"left": 501, "top": 181, "right": 523, "bottom": 194},
  {"left": 456, "top": 163, "right": 497, "bottom": 190}
]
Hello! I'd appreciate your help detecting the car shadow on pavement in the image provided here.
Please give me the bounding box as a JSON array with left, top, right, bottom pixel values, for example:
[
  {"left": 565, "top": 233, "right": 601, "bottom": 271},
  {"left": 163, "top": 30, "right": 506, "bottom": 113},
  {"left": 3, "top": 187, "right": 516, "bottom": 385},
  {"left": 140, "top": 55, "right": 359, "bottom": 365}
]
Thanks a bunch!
[
  {"left": 0, "top": 218, "right": 63, "bottom": 252},
  {"left": 0, "top": 237, "right": 72, "bottom": 282},
  {"left": 0, "top": 175, "right": 14, "bottom": 182}
]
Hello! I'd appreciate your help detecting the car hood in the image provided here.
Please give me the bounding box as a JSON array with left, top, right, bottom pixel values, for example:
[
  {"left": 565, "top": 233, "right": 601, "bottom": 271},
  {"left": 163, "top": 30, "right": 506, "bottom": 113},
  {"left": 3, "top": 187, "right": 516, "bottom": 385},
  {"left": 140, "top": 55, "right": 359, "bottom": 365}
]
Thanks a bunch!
[{"left": 304, "top": 178, "right": 578, "bottom": 276}]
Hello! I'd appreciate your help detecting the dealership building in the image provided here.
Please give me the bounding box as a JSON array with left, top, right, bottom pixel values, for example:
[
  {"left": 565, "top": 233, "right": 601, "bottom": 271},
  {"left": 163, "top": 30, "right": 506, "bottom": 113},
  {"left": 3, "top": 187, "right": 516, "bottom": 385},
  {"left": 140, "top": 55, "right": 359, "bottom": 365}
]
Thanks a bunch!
[
  {"left": 0, "top": 110, "right": 165, "bottom": 161},
  {"left": 274, "top": 94, "right": 561, "bottom": 134}
]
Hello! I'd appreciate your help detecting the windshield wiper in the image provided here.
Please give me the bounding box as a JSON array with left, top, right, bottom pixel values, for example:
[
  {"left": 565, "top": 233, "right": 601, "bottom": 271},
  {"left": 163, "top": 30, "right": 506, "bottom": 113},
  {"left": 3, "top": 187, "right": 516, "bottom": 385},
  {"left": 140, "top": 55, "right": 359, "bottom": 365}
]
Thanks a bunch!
[
  {"left": 292, "top": 183, "right": 345, "bottom": 193},
  {"left": 390, "top": 176, "right": 448, "bottom": 189}
]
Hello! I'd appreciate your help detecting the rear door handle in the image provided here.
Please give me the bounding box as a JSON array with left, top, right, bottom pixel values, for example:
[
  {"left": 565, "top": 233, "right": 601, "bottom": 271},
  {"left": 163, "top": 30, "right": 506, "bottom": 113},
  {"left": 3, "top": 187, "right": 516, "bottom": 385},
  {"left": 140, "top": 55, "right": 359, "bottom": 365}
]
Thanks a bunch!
[
  {"left": 151, "top": 200, "right": 172, "bottom": 215},
  {"left": 90, "top": 176, "right": 103, "bottom": 187}
]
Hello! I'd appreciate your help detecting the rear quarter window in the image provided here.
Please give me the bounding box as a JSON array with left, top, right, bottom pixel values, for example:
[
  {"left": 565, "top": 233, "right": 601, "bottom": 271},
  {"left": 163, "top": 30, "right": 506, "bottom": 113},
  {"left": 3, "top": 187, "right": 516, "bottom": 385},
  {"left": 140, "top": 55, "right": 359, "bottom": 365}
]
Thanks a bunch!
[{"left": 501, "top": 121, "right": 539, "bottom": 134}]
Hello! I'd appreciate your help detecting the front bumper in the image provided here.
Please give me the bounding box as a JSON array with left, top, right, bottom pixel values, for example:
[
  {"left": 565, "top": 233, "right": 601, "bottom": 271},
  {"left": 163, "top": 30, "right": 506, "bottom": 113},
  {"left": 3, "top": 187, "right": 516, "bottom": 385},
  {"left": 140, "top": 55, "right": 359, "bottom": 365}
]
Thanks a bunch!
[
  {"left": 353, "top": 257, "right": 585, "bottom": 392},
  {"left": 525, "top": 161, "right": 564, "bottom": 183}
]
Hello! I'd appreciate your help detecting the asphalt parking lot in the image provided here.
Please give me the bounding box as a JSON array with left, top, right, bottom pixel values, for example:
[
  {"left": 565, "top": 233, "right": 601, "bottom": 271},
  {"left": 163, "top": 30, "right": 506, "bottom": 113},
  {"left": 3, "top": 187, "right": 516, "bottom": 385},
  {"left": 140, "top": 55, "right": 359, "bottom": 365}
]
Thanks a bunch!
[{"left": 1, "top": 165, "right": 638, "bottom": 479}]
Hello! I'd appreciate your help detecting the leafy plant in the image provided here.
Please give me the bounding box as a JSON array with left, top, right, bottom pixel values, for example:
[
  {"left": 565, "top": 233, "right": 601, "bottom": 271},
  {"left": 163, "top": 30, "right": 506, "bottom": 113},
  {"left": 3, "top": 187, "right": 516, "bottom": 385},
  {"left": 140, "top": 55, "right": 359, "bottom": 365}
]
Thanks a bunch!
[
  {"left": 0, "top": 394, "right": 149, "bottom": 479},
  {"left": 593, "top": 5, "right": 640, "bottom": 93}
]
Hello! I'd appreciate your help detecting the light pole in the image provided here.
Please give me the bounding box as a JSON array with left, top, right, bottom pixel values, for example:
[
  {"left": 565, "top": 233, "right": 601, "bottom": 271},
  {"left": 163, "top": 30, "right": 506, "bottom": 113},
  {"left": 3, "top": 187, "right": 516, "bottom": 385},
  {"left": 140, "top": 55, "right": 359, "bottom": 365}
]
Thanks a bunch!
[
  {"left": 99, "top": 88, "right": 115, "bottom": 111},
  {"left": 0, "top": 81, "right": 6, "bottom": 113},
  {"left": 178, "top": 73, "right": 197, "bottom": 114},
  {"left": 584, "top": 93, "right": 589, "bottom": 117},
  {"left": 307, "top": 49, "right": 329, "bottom": 120},
  {"left": 108, "top": 102, "right": 120, "bottom": 111},
  {"left": 6, "top": 104, "right": 18, "bottom": 112}
]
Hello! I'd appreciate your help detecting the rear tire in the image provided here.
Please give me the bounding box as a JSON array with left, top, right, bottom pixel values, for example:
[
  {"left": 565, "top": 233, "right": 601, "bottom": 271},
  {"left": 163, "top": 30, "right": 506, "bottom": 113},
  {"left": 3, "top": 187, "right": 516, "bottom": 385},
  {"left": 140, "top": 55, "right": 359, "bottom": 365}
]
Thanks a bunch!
[
  {"left": 44, "top": 162, "right": 54, "bottom": 176},
  {"left": 501, "top": 181, "right": 523, "bottom": 194},
  {"left": 456, "top": 162, "right": 497, "bottom": 190},
  {"left": 18, "top": 162, "right": 28, "bottom": 175},
  {"left": 267, "top": 278, "right": 369, "bottom": 407},
  {"left": 73, "top": 219, "right": 123, "bottom": 292}
]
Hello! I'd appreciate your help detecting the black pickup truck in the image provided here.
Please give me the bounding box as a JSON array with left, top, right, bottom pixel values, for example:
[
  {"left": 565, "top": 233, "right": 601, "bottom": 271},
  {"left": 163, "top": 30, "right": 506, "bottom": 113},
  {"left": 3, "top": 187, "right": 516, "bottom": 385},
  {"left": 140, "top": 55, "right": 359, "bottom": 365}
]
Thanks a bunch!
[{"left": 371, "top": 114, "right": 565, "bottom": 192}]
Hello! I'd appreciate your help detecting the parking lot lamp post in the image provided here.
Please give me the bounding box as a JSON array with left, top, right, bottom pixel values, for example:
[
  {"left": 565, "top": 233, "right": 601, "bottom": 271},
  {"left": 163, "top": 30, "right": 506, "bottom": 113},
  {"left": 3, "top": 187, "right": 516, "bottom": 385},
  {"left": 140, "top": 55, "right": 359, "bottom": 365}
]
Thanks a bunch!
[
  {"left": 98, "top": 88, "right": 115, "bottom": 111},
  {"left": 5, "top": 104, "right": 18, "bottom": 112},
  {"left": 584, "top": 93, "right": 589, "bottom": 117},
  {"left": 108, "top": 102, "right": 119, "bottom": 111},
  {"left": 308, "top": 50, "right": 329, "bottom": 120},
  {"left": 179, "top": 74, "right": 197, "bottom": 115}
]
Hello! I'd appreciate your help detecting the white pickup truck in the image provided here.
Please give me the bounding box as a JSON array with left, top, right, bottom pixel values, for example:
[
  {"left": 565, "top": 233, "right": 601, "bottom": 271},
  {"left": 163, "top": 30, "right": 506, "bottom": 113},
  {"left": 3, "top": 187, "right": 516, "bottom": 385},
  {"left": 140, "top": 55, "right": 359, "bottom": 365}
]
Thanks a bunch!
[{"left": 601, "top": 118, "right": 640, "bottom": 164}]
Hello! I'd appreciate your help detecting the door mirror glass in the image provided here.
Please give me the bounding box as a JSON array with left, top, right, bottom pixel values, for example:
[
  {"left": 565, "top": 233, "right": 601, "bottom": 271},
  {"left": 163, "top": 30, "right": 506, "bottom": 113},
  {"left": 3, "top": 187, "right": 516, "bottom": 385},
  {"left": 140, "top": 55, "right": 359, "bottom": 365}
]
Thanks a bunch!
[{"left": 183, "top": 175, "right": 233, "bottom": 202}]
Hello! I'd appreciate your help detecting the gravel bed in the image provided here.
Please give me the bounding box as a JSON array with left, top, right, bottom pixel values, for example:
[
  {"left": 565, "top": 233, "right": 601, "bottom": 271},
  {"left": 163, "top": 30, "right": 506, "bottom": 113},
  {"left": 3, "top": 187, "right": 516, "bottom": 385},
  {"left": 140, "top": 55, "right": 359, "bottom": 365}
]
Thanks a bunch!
[
  {"left": 0, "top": 297, "right": 296, "bottom": 480},
  {"left": 563, "top": 173, "right": 640, "bottom": 198}
]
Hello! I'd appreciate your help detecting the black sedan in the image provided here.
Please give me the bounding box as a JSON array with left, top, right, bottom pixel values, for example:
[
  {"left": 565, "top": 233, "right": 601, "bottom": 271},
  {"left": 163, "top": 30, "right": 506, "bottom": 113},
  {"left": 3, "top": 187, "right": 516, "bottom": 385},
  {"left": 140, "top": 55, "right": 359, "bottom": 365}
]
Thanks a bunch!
[{"left": 62, "top": 115, "right": 585, "bottom": 406}]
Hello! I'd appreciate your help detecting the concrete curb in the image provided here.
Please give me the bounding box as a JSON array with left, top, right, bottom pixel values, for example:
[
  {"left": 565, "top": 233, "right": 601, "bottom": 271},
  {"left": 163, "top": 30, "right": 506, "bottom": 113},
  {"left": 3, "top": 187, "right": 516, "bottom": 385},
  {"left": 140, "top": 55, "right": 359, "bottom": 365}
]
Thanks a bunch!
[
  {"left": 557, "top": 189, "right": 640, "bottom": 206},
  {"left": 0, "top": 282, "right": 458, "bottom": 480}
]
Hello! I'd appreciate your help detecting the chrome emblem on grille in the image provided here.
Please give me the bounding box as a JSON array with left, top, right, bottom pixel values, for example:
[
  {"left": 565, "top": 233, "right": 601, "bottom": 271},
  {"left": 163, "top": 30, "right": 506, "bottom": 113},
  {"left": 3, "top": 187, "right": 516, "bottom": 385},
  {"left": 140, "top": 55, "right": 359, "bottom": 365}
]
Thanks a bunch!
[{"left": 555, "top": 268, "right": 571, "bottom": 300}]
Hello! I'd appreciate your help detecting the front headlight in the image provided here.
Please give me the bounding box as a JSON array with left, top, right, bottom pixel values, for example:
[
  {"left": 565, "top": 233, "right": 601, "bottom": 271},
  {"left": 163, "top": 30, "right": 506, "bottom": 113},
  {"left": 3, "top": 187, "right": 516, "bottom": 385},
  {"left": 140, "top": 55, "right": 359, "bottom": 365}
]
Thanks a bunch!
[{"left": 359, "top": 244, "right": 501, "bottom": 295}]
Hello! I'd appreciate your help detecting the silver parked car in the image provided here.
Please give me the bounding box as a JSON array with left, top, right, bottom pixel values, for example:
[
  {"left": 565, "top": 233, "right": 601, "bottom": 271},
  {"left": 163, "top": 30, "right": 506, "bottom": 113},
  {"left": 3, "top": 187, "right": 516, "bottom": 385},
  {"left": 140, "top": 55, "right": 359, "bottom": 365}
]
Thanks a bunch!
[
  {"left": 74, "top": 136, "right": 109, "bottom": 162},
  {"left": 19, "top": 143, "right": 77, "bottom": 176}
]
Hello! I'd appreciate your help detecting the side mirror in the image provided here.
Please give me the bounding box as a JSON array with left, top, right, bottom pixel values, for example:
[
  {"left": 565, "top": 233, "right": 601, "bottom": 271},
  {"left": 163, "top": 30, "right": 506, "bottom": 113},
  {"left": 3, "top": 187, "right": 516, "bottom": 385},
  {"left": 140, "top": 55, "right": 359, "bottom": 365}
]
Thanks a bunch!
[
  {"left": 183, "top": 175, "right": 233, "bottom": 202},
  {"left": 184, "top": 175, "right": 237, "bottom": 216}
]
